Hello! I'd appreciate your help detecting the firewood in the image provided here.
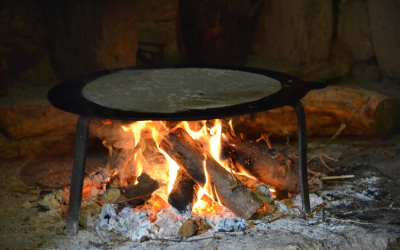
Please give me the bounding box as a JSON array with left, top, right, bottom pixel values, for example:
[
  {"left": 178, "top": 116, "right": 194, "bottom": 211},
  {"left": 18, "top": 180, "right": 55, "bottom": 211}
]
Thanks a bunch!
[
  {"left": 178, "top": 219, "right": 198, "bottom": 237},
  {"left": 320, "top": 175, "right": 354, "bottom": 180},
  {"left": 222, "top": 133, "right": 300, "bottom": 193},
  {"left": 168, "top": 169, "right": 197, "bottom": 213},
  {"left": 234, "top": 175, "right": 274, "bottom": 204},
  {"left": 101, "top": 188, "right": 121, "bottom": 204},
  {"left": 160, "top": 128, "right": 263, "bottom": 220},
  {"left": 231, "top": 86, "right": 399, "bottom": 139},
  {"left": 118, "top": 173, "right": 159, "bottom": 206}
]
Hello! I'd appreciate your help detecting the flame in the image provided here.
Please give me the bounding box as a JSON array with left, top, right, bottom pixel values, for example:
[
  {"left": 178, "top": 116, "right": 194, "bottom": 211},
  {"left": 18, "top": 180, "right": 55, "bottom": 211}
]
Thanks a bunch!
[
  {"left": 134, "top": 149, "right": 144, "bottom": 179},
  {"left": 159, "top": 148, "right": 180, "bottom": 193},
  {"left": 192, "top": 155, "right": 222, "bottom": 213},
  {"left": 228, "top": 119, "right": 236, "bottom": 137},
  {"left": 118, "top": 119, "right": 262, "bottom": 215},
  {"left": 122, "top": 121, "right": 180, "bottom": 194},
  {"left": 209, "top": 122, "right": 222, "bottom": 164},
  {"left": 193, "top": 159, "right": 209, "bottom": 211}
]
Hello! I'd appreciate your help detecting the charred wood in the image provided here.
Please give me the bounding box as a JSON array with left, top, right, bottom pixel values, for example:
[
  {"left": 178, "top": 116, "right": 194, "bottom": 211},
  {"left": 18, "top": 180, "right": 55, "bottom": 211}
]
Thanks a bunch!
[
  {"left": 168, "top": 169, "right": 197, "bottom": 213},
  {"left": 160, "top": 128, "right": 263, "bottom": 220},
  {"left": 223, "top": 133, "right": 300, "bottom": 193},
  {"left": 118, "top": 173, "right": 159, "bottom": 207},
  {"left": 234, "top": 174, "right": 274, "bottom": 205}
]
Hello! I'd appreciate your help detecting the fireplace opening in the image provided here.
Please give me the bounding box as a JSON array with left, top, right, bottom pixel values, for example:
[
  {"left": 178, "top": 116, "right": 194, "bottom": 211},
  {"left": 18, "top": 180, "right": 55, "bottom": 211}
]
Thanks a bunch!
[
  {"left": 58, "top": 118, "right": 303, "bottom": 240},
  {"left": 1, "top": 0, "right": 400, "bottom": 249}
]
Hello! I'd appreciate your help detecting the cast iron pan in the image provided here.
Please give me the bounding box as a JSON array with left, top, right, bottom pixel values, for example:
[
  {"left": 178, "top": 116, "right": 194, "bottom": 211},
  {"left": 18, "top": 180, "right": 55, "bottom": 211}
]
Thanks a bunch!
[{"left": 48, "top": 65, "right": 326, "bottom": 121}]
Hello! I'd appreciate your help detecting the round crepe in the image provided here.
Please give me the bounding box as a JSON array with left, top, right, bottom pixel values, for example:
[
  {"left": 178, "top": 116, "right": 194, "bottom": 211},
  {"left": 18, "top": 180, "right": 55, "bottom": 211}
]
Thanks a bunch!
[{"left": 82, "top": 68, "right": 282, "bottom": 113}]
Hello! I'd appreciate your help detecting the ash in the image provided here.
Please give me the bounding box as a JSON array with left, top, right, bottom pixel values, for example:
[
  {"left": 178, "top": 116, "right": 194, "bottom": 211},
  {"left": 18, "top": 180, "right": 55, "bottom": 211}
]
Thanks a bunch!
[
  {"left": 89, "top": 171, "right": 398, "bottom": 249},
  {"left": 96, "top": 204, "right": 182, "bottom": 241},
  {"left": 293, "top": 194, "right": 324, "bottom": 210},
  {"left": 94, "top": 188, "right": 239, "bottom": 242}
]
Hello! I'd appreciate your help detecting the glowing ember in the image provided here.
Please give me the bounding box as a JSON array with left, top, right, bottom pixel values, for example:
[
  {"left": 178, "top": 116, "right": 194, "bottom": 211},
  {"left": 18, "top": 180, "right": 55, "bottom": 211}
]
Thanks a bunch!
[
  {"left": 101, "top": 119, "right": 112, "bottom": 125},
  {"left": 192, "top": 195, "right": 222, "bottom": 215}
]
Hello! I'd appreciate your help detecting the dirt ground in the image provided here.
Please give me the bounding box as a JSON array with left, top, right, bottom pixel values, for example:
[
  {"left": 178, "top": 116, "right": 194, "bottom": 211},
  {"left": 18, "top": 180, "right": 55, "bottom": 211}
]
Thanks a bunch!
[{"left": 1, "top": 134, "right": 400, "bottom": 250}]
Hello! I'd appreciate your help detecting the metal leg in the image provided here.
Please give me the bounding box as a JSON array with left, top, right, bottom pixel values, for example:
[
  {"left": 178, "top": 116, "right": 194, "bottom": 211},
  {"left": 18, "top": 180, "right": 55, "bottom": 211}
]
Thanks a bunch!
[
  {"left": 67, "top": 116, "right": 92, "bottom": 235},
  {"left": 291, "top": 101, "right": 311, "bottom": 215}
]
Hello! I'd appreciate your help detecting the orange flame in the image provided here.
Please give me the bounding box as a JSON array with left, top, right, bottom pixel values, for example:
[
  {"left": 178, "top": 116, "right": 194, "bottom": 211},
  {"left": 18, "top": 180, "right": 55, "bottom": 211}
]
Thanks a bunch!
[
  {"left": 159, "top": 148, "right": 180, "bottom": 193},
  {"left": 122, "top": 121, "right": 180, "bottom": 194},
  {"left": 119, "top": 119, "right": 262, "bottom": 215}
]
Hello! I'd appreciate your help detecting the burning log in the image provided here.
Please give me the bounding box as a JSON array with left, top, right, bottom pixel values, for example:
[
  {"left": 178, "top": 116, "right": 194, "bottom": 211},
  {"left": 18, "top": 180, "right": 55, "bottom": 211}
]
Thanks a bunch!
[
  {"left": 160, "top": 128, "right": 263, "bottom": 220},
  {"left": 223, "top": 134, "right": 300, "bottom": 193},
  {"left": 118, "top": 173, "right": 159, "bottom": 207},
  {"left": 168, "top": 169, "right": 197, "bottom": 213},
  {"left": 234, "top": 175, "right": 274, "bottom": 205}
]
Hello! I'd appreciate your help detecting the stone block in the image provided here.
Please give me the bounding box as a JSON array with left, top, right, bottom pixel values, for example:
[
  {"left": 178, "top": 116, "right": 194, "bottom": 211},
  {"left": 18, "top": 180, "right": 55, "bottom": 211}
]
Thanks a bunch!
[
  {"left": 180, "top": 0, "right": 254, "bottom": 65},
  {"left": 135, "top": 0, "right": 179, "bottom": 22},
  {"left": 39, "top": 0, "right": 138, "bottom": 80},
  {"left": 367, "top": 0, "right": 400, "bottom": 80},
  {"left": 135, "top": 0, "right": 180, "bottom": 64},
  {"left": 0, "top": 0, "right": 41, "bottom": 38},
  {"left": 0, "top": 0, "right": 58, "bottom": 85},
  {"left": 0, "top": 101, "right": 78, "bottom": 140},
  {"left": 254, "top": 0, "right": 333, "bottom": 65},
  {"left": 18, "top": 134, "right": 76, "bottom": 160},
  {"left": 287, "top": 60, "right": 350, "bottom": 82},
  {"left": 337, "top": 1, "right": 374, "bottom": 61}
]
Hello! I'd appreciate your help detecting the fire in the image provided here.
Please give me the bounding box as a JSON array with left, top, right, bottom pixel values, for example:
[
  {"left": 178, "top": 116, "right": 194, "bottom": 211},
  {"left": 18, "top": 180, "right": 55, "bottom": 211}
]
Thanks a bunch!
[
  {"left": 209, "top": 122, "right": 222, "bottom": 164},
  {"left": 159, "top": 148, "right": 179, "bottom": 193},
  {"left": 118, "top": 119, "right": 265, "bottom": 215},
  {"left": 122, "top": 120, "right": 180, "bottom": 192},
  {"left": 132, "top": 149, "right": 144, "bottom": 184},
  {"left": 193, "top": 158, "right": 216, "bottom": 213}
]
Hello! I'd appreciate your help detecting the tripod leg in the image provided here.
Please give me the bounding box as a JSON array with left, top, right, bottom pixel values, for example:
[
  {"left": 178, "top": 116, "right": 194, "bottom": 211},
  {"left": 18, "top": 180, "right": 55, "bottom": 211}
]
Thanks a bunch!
[
  {"left": 291, "top": 101, "right": 311, "bottom": 214},
  {"left": 66, "top": 116, "right": 91, "bottom": 235}
]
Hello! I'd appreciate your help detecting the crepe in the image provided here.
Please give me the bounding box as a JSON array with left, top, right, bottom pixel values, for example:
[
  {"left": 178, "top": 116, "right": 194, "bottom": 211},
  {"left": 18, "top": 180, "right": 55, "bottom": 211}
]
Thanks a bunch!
[{"left": 82, "top": 68, "right": 281, "bottom": 113}]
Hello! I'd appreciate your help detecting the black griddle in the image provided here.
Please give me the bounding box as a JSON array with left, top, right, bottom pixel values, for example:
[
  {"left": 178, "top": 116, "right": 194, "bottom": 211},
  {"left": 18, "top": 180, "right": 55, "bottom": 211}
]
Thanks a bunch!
[{"left": 48, "top": 65, "right": 324, "bottom": 120}]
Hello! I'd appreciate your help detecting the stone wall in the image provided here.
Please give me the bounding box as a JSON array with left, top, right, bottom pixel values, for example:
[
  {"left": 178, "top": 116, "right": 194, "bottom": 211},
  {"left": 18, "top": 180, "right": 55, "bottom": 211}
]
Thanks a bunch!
[
  {"left": 2, "top": 0, "right": 400, "bottom": 84},
  {"left": 1, "top": 0, "right": 400, "bottom": 160},
  {"left": 0, "top": 0, "right": 139, "bottom": 160},
  {"left": 179, "top": 0, "right": 256, "bottom": 66},
  {"left": 38, "top": 0, "right": 138, "bottom": 81},
  {"left": 337, "top": 1, "right": 374, "bottom": 61},
  {"left": 0, "top": 0, "right": 138, "bottom": 86}
]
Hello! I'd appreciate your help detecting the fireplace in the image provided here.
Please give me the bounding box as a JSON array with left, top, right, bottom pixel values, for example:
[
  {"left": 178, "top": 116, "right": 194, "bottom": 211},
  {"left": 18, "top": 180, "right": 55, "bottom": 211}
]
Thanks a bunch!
[{"left": 47, "top": 66, "right": 325, "bottom": 235}]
